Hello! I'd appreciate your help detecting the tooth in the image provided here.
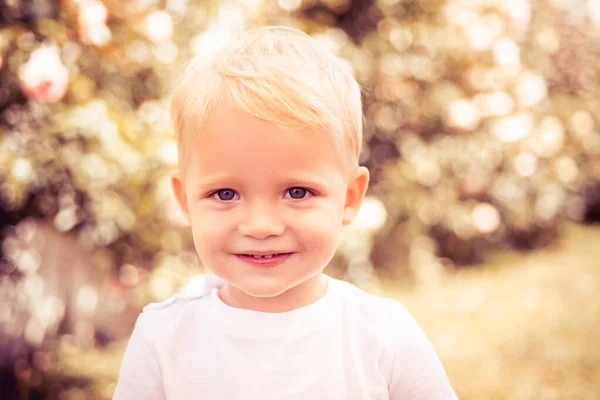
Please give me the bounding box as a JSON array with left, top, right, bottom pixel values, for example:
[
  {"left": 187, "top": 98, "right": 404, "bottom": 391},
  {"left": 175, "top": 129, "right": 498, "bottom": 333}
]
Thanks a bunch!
[{"left": 250, "top": 254, "right": 275, "bottom": 259}]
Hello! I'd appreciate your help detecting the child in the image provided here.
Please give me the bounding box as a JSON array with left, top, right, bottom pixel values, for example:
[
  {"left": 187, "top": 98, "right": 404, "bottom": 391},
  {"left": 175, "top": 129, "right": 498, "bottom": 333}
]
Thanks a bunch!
[{"left": 113, "top": 26, "right": 458, "bottom": 399}]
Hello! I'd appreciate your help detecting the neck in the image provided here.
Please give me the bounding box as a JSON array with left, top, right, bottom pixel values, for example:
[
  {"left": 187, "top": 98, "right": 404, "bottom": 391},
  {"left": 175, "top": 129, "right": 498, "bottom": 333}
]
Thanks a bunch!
[{"left": 218, "top": 274, "right": 328, "bottom": 313}]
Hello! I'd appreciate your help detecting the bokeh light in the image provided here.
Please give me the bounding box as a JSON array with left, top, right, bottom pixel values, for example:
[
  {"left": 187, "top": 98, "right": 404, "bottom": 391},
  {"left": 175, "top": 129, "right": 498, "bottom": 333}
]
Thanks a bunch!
[{"left": 1, "top": 0, "right": 600, "bottom": 398}]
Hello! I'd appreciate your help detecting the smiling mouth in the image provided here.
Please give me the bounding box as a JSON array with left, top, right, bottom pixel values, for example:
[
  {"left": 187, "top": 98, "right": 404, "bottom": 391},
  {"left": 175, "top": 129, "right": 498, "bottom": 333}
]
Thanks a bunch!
[
  {"left": 234, "top": 252, "right": 294, "bottom": 268},
  {"left": 238, "top": 253, "right": 292, "bottom": 259}
]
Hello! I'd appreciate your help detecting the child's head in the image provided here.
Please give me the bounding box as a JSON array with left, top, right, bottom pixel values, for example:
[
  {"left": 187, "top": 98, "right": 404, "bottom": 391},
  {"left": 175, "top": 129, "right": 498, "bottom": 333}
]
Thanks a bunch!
[
  {"left": 170, "top": 25, "right": 363, "bottom": 175},
  {"left": 170, "top": 26, "right": 369, "bottom": 309}
]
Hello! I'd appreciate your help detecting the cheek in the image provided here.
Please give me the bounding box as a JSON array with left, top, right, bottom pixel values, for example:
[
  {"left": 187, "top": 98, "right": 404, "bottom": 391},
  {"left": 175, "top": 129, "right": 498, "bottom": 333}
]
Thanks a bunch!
[
  {"left": 189, "top": 211, "right": 226, "bottom": 256},
  {"left": 293, "top": 205, "right": 342, "bottom": 248}
]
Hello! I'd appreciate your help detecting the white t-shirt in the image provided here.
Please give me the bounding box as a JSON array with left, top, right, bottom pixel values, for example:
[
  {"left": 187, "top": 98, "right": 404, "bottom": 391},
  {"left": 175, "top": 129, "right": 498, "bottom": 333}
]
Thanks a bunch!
[{"left": 113, "top": 275, "right": 458, "bottom": 400}]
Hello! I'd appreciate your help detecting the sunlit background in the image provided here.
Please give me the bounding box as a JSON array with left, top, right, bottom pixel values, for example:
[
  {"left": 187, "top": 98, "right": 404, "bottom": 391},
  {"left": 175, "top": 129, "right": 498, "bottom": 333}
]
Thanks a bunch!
[{"left": 1, "top": 0, "right": 600, "bottom": 399}]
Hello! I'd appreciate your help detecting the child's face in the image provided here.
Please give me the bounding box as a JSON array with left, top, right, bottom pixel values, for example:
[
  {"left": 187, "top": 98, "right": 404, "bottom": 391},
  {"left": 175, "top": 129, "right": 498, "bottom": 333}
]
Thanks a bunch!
[{"left": 171, "top": 105, "right": 368, "bottom": 306}]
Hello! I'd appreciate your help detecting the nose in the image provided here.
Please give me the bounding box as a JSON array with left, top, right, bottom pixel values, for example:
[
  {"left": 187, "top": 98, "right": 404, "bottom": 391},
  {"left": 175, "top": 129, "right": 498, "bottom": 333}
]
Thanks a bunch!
[{"left": 238, "top": 203, "right": 285, "bottom": 239}]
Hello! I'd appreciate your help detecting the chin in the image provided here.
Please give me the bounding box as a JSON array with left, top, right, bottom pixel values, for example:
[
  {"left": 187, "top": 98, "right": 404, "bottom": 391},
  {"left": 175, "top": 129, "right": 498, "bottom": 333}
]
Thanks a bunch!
[{"left": 236, "top": 277, "right": 294, "bottom": 298}]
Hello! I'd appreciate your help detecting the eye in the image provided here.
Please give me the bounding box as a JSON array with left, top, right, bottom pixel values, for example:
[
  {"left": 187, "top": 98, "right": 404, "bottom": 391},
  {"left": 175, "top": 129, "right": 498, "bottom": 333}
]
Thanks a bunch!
[
  {"left": 285, "top": 187, "right": 310, "bottom": 200},
  {"left": 212, "top": 189, "right": 238, "bottom": 201}
]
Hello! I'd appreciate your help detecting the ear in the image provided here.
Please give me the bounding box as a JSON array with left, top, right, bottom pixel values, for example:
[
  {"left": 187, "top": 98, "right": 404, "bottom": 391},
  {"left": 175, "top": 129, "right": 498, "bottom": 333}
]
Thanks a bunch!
[
  {"left": 342, "top": 166, "right": 370, "bottom": 225},
  {"left": 171, "top": 169, "right": 191, "bottom": 223}
]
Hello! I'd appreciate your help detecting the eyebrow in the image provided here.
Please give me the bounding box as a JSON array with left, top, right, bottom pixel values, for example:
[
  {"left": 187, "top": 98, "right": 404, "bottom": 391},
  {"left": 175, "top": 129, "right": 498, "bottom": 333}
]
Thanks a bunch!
[
  {"left": 194, "top": 172, "right": 330, "bottom": 193},
  {"left": 284, "top": 174, "right": 329, "bottom": 192},
  {"left": 194, "top": 174, "right": 239, "bottom": 193}
]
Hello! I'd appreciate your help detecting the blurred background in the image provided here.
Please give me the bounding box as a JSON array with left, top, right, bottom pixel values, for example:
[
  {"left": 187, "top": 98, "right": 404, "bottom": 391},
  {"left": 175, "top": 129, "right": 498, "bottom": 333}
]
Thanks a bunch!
[{"left": 1, "top": 0, "right": 599, "bottom": 399}]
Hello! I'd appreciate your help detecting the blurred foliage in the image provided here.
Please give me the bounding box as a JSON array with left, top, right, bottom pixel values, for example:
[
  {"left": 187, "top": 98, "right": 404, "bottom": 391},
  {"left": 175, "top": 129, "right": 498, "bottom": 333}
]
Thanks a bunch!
[{"left": 1, "top": 0, "right": 600, "bottom": 398}]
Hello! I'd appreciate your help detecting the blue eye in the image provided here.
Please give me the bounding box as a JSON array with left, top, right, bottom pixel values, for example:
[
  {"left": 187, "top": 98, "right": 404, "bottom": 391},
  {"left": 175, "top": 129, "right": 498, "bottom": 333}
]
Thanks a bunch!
[
  {"left": 215, "top": 189, "right": 237, "bottom": 201},
  {"left": 287, "top": 187, "right": 308, "bottom": 199}
]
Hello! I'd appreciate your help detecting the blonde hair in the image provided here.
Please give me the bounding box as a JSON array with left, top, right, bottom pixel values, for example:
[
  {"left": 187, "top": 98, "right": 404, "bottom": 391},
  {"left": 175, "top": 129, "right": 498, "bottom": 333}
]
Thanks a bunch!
[{"left": 170, "top": 26, "right": 363, "bottom": 171}]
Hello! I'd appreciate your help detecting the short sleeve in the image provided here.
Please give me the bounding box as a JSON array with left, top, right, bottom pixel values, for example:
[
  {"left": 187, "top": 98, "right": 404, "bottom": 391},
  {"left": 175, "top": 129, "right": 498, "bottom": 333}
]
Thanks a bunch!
[
  {"left": 387, "top": 303, "right": 458, "bottom": 400},
  {"left": 112, "top": 312, "right": 166, "bottom": 400}
]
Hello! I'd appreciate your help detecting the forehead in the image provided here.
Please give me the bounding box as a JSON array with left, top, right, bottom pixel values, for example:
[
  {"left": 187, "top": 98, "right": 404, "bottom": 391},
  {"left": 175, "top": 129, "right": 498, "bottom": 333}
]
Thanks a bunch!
[{"left": 187, "top": 106, "right": 348, "bottom": 179}]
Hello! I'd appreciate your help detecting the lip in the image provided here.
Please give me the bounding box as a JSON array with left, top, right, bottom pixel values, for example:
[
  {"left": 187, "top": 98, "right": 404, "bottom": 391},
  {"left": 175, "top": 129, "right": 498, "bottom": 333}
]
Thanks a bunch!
[{"left": 235, "top": 252, "right": 293, "bottom": 269}]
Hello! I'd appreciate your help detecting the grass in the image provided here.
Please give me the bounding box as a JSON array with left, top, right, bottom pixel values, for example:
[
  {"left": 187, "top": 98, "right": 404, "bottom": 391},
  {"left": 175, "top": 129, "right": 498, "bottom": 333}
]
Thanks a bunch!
[{"left": 380, "top": 223, "right": 600, "bottom": 400}]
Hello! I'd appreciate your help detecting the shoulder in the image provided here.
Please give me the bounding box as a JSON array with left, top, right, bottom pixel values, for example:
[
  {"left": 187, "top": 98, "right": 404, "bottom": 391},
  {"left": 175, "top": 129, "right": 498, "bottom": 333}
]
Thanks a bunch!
[
  {"left": 327, "top": 277, "right": 428, "bottom": 375},
  {"left": 143, "top": 274, "right": 225, "bottom": 311},
  {"left": 327, "top": 276, "right": 431, "bottom": 351},
  {"left": 328, "top": 276, "right": 412, "bottom": 327},
  {"left": 137, "top": 274, "right": 226, "bottom": 338},
  {"left": 145, "top": 275, "right": 225, "bottom": 309}
]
